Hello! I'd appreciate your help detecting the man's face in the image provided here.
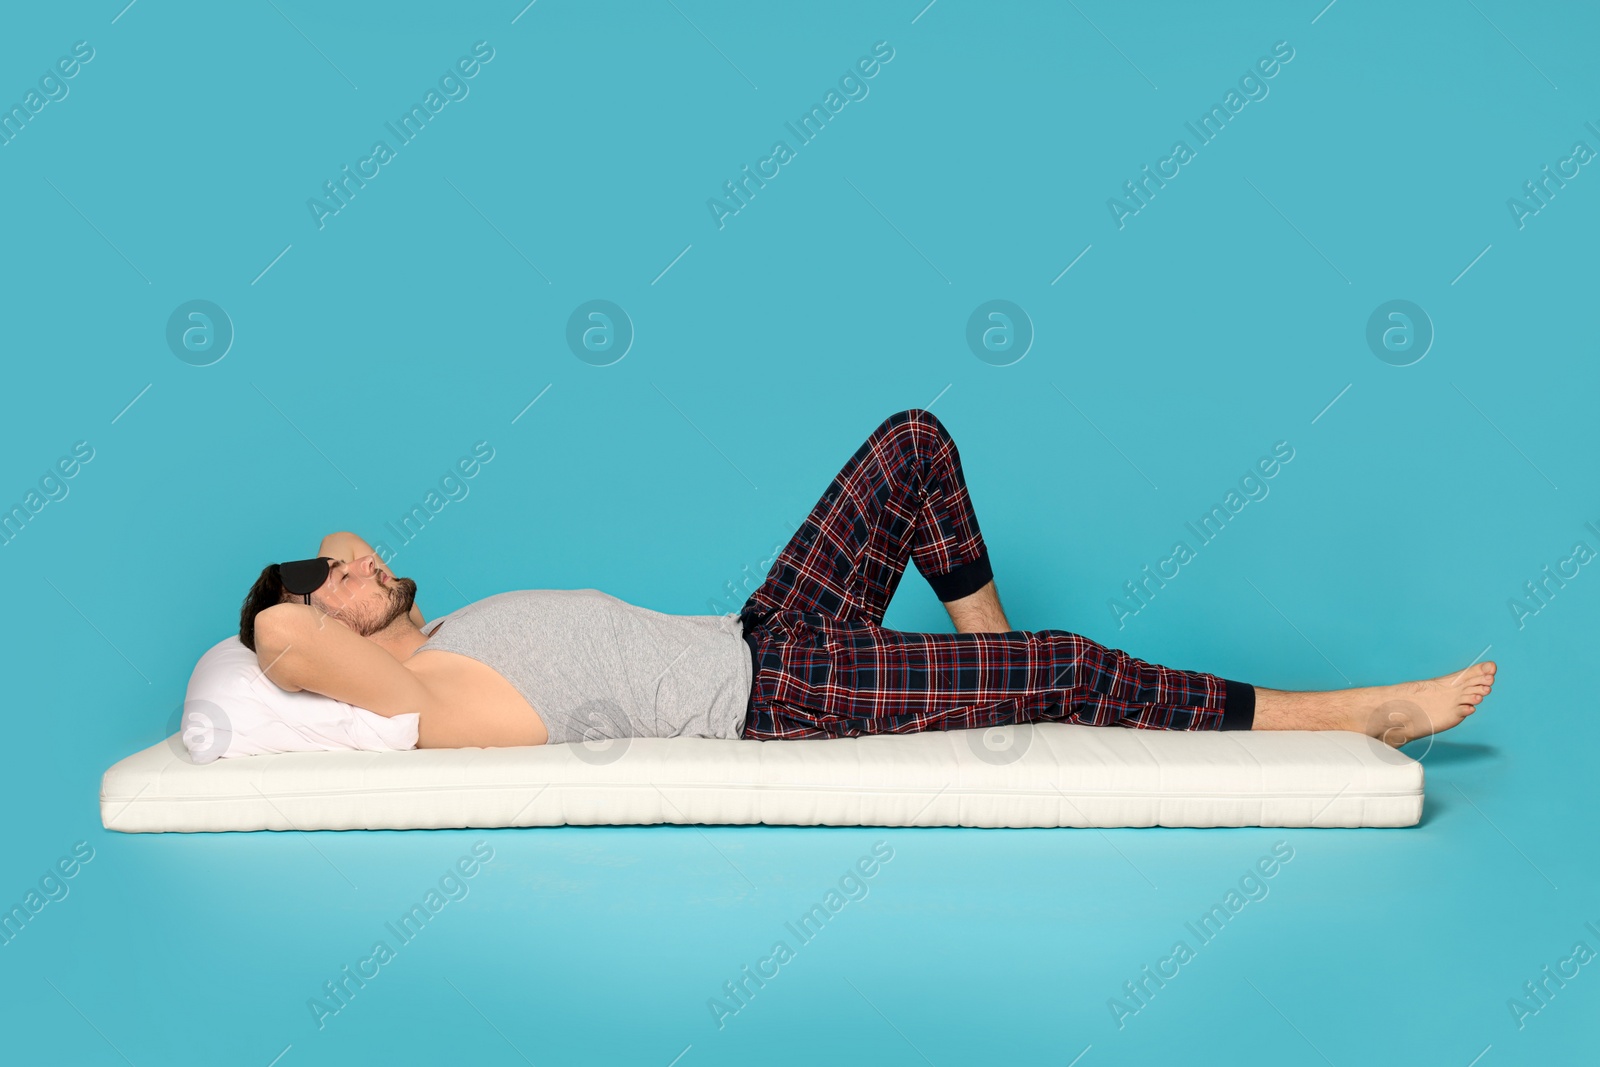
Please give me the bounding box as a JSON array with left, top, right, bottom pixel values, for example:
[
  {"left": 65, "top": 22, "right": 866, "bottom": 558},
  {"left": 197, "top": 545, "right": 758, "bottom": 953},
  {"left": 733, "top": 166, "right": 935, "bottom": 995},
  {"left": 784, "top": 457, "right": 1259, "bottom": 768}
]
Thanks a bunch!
[{"left": 305, "top": 555, "right": 417, "bottom": 636}]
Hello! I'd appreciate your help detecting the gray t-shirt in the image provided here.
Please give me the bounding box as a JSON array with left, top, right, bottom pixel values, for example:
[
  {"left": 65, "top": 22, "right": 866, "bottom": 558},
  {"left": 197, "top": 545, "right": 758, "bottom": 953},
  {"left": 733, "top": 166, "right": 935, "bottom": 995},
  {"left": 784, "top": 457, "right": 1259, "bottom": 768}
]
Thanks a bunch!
[{"left": 415, "top": 589, "right": 753, "bottom": 744}]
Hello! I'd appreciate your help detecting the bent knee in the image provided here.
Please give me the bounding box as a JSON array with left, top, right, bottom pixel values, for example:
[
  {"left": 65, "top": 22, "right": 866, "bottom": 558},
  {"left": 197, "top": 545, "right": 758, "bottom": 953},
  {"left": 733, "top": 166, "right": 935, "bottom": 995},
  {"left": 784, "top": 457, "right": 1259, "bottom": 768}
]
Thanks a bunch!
[{"left": 878, "top": 407, "right": 950, "bottom": 442}]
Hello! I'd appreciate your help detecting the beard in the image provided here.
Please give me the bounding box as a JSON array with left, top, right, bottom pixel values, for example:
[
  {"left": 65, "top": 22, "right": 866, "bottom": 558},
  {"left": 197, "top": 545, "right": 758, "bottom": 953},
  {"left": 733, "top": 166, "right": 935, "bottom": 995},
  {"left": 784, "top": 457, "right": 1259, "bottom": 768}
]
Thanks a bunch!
[
  {"left": 372, "top": 575, "right": 419, "bottom": 633},
  {"left": 332, "top": 575, "right": 419, "bottom": 637}
]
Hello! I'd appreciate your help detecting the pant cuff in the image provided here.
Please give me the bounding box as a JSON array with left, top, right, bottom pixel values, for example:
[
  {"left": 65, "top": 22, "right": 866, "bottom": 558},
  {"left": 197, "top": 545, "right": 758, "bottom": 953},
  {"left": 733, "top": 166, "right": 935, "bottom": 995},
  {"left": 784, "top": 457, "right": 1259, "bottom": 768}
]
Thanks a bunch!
[
  {"left": 925, "top": 546, "right": 994, "bottom": 602},
  {"left": 1220, "top": 678, "right": 1256, "bottom": 731}
]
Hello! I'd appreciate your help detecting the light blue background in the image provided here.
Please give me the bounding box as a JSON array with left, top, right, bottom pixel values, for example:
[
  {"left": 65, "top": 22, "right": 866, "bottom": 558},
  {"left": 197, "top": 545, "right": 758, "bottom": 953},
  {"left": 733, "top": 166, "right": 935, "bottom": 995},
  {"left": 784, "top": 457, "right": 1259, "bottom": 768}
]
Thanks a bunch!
[{"left": 2, "top": 1, "right": 1596, "bottom": 1064}]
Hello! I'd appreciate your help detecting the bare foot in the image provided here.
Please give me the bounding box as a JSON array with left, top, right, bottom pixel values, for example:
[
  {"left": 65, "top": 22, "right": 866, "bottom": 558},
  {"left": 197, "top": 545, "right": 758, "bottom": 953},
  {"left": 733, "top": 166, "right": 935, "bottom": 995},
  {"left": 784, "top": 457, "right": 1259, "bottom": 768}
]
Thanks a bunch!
[
  {"left": 1359, "top": 662, "right": 1496, "bottom": 746},
  {"left": 1253, "top": 662, "right": 1497, "bottom": 744}
]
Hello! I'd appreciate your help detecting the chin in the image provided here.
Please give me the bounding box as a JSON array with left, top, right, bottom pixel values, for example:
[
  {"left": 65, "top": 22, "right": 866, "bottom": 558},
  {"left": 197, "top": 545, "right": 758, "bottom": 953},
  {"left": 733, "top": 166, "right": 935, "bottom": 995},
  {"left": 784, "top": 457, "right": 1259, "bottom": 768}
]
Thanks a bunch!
[{"left": 395, "top": 578, "right": 418, "bottom": 611}]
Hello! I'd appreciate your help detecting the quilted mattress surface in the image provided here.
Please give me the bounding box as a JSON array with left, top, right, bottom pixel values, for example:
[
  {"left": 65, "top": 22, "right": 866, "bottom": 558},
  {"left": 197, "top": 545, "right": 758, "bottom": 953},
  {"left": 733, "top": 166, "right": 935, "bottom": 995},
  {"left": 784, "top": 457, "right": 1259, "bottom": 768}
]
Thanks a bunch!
[{"left": 100, "top": 724, "right": 1424, "bottom": 833}]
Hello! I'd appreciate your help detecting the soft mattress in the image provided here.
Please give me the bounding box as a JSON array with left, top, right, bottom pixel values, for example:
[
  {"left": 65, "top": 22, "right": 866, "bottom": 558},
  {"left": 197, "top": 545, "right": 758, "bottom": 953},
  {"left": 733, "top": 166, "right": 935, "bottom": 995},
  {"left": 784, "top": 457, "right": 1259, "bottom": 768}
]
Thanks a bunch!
[{"left": 100, "top": 723, "right": 1422, "bottom": 832}]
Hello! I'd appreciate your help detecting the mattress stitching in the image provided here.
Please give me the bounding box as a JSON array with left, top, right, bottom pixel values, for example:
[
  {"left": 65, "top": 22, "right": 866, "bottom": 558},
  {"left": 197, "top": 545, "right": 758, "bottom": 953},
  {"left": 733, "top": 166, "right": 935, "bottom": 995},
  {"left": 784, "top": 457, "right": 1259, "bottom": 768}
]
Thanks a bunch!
[{"left": 102, "top": 783, "right": 1422, "bottom": 804}]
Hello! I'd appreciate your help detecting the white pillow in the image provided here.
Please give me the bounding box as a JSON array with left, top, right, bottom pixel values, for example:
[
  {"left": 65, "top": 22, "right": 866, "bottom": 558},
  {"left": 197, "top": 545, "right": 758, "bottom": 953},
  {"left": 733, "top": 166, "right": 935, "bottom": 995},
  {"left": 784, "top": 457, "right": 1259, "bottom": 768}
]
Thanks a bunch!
[{"left": 180, "top": 636, "right": 419, "bottom": 762}]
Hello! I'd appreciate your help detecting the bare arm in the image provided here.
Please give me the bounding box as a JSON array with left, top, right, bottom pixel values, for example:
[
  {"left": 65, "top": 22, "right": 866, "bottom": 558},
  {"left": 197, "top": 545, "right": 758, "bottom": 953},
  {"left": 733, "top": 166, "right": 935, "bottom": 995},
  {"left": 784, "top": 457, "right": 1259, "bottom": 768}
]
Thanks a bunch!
[
  {"left": 254, "top": 602, "right": 430, "bottom": 717},
  {"left": 318, "top": 530, "right": 424, "bottom": 627}
]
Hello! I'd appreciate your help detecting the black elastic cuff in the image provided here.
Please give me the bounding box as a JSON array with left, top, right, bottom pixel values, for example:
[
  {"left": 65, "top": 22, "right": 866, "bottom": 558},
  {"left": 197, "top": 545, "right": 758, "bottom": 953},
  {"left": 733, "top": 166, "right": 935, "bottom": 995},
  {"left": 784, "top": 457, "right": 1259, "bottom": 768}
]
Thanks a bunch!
[
  {"left": 926, "top": 546, "right": 994, "bottom": 602},
  {"left": 1220, "top": 678, "right": 1256, "bottom": 731},
  {"left": 742, "top": 627, "right": 760, "bottom": 684}
]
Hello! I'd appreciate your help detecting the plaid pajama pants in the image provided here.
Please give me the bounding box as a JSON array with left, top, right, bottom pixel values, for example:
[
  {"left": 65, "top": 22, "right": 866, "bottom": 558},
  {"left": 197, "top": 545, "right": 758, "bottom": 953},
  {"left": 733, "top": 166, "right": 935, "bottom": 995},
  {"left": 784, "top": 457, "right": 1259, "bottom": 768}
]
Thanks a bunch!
[{"left": 737, "top": 408, "right": 1255, "bottom": 740}]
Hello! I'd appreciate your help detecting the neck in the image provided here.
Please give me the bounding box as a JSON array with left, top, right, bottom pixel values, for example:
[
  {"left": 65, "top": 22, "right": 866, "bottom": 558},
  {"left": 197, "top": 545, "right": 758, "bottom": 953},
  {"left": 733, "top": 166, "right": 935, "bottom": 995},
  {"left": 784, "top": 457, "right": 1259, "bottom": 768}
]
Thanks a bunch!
[{"left": 368, "top": 618, "right": 430, "bottom": 661}]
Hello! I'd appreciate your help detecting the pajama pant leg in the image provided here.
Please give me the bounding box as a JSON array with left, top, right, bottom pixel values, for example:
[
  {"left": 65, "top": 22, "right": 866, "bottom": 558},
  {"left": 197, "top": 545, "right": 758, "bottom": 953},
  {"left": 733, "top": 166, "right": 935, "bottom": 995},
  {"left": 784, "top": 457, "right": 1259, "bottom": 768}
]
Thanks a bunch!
[
  {"left": 743, "top": 618, "right": 1251, "bottom": 739},
  {"left": 737, "top": 408, "right": 1253, "bottom": 740},
  {"left": 739, "top": 407, "right": 995, "bottom": 631}
]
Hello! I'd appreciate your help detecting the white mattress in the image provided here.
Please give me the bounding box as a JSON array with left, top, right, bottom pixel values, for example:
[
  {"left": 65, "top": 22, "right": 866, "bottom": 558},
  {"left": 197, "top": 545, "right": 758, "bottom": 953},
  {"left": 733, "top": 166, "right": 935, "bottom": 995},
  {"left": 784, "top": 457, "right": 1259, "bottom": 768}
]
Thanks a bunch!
[{"left": 100, "top": 724, "right": 1423, "bottom": 832}]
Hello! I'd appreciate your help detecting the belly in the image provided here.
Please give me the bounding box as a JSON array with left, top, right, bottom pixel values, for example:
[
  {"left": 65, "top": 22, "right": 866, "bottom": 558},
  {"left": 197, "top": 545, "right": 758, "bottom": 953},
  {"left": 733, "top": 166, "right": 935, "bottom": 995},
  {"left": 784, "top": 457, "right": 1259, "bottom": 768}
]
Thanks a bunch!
[{"left": 405, "top": 649, "right": 549, "bottom": 748}]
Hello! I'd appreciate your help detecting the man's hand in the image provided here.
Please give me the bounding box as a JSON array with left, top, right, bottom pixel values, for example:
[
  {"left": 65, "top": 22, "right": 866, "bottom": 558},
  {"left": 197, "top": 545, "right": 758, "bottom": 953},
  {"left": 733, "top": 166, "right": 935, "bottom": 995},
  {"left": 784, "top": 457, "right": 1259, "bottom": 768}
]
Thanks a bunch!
[{"left": 317, "top": 531, "right": 377, "bottom": 566}]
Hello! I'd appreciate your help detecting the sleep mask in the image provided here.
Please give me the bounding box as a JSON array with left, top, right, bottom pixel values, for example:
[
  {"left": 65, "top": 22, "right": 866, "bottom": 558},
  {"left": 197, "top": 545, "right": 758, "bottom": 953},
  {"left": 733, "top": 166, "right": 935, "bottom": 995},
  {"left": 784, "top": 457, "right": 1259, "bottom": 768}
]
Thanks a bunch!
[{"left": 275, "top": 557, "right": 337, "bottom": 603}]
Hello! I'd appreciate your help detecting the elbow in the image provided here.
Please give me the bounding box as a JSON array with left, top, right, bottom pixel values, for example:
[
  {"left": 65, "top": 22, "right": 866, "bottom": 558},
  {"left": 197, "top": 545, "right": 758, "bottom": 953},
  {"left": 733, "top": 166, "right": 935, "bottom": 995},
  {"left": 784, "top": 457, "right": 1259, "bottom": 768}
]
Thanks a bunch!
[
  {"left": 319, "top": 531, "right": 374, "bottom": 563},
  {"left": 318, "top": 531, "right": 358, "bottom": 553},
  {"left": 253, "top": 604, "right": 306, "bottom": 691}
]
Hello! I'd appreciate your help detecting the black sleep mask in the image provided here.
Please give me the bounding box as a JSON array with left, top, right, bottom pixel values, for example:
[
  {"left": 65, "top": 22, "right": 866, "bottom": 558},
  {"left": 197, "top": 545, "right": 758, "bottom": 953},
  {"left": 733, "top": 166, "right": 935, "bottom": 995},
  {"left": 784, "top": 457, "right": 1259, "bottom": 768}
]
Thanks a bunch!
[{"left": 275, "top": 557, "right": 336, "bottom": 603}]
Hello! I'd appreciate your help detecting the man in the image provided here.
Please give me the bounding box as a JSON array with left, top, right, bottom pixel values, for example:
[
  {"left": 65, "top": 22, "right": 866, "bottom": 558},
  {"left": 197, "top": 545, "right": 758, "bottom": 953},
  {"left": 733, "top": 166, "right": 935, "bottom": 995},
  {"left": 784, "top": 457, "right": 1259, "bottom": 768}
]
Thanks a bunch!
[{"left": 240, "top": 409, "right": 1494, "bottom": 751}]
